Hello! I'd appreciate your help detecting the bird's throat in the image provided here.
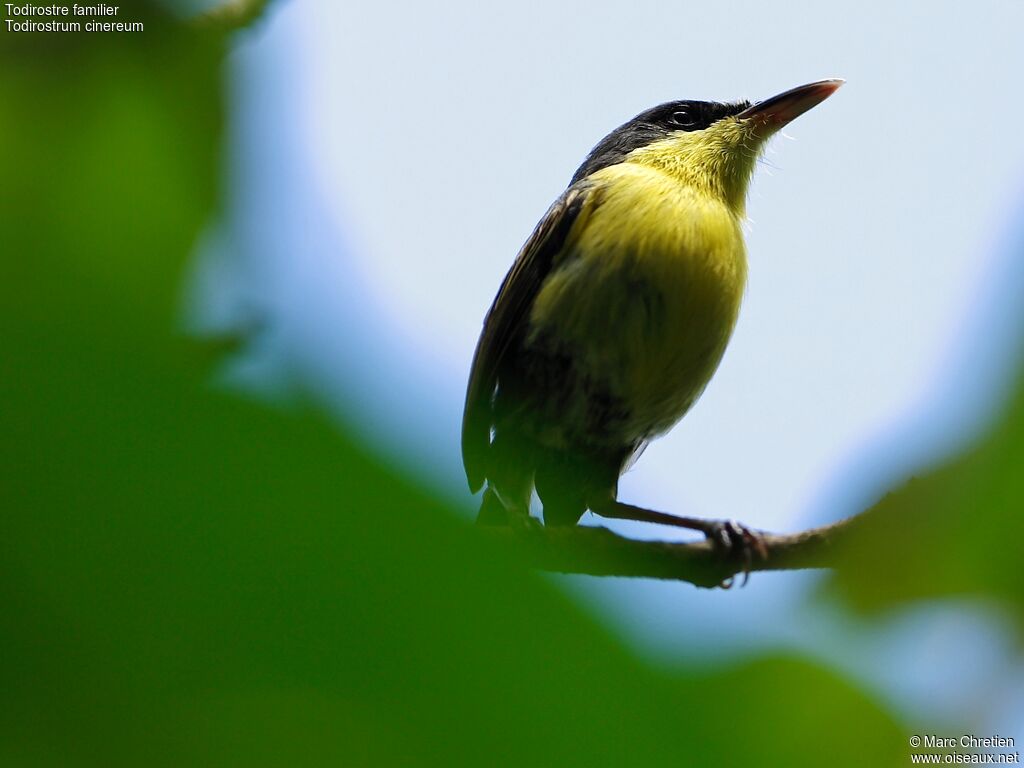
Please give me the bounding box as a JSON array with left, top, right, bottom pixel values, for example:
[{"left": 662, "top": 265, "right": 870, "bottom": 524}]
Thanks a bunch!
[{"left": 624, "top": 118, "right": 765, "bottom": 217}]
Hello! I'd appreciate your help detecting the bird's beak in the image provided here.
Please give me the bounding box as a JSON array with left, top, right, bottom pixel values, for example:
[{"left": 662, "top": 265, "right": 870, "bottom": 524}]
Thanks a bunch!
[{"left": 737, "top": 79, "right": 844, "bottom": 129}]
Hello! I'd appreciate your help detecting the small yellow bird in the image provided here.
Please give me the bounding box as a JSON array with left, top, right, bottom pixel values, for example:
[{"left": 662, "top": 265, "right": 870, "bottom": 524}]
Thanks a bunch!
[{"left": 462, "top": 80, "right": 842, "bottom": 554}]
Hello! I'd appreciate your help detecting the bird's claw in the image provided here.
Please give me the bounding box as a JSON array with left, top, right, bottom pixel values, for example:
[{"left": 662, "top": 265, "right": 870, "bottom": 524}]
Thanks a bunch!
[{"left": 705, "top": 519, "right": 768, "bottom": 588}]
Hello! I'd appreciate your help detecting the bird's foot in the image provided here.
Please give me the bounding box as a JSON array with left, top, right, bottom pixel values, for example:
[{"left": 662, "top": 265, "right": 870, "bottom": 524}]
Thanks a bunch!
[
  {"left": 583, "top": 498, "right": 768, "bottom": 587},
  {"left": 699, "top": 519, "right": 768, "bottom": 588}
]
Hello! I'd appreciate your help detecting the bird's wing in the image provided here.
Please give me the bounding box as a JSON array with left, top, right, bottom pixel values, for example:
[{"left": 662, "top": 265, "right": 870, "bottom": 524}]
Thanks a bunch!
[{"left": 461, "top": 183, "right": 593, "bottom": 492}]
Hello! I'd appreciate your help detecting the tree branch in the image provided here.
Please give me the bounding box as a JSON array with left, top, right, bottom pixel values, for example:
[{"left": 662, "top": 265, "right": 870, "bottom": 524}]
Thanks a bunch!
[{"left": 482, "top": 515, "right": 864, "bottom": 588}]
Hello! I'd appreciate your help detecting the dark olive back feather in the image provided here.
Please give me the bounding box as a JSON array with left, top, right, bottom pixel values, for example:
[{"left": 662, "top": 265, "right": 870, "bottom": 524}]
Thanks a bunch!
[{"left": 461, "top": 186, "right": 591, "bottom": 491}]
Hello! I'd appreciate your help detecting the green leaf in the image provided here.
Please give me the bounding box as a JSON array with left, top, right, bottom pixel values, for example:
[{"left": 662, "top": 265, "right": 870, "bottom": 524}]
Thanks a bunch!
[{"left": 824, "top": 358, "right": 1024, "bottom": 623}]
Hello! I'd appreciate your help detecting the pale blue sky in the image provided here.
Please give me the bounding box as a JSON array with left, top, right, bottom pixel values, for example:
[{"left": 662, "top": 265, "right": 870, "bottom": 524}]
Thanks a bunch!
[{"left": 202, "top": 0, "right": 1024, "bottom": 731}]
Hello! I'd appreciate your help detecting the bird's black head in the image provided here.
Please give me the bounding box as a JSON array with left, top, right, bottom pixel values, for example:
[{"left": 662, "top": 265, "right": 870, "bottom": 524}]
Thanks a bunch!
[{"left": 570, "top": 99, "right": 751, "bottom": 185}]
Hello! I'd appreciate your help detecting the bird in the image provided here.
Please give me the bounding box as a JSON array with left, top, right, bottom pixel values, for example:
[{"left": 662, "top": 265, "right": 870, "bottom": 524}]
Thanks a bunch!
[{"left": 462, "top": 79, "right": 842, "bottom": 557}]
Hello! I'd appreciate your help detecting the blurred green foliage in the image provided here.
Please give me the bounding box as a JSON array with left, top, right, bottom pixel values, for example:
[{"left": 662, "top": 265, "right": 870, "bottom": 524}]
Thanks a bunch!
[
  {"left": 10, "top": 1, "right": 1015, "bottom": 764},
  {"left": 826, "top": 356, "right": 1024, "bottom": 625}
]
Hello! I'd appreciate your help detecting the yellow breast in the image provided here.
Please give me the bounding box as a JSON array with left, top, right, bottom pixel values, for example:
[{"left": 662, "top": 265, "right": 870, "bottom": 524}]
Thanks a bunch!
[{"left": 529, "top": 162, "right": 747, "bottom": 441}]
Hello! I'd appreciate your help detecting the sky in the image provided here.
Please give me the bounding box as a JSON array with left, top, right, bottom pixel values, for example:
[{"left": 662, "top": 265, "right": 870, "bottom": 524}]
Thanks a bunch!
[{"left": 197, "top": 0, "right": 1024, "bottom": 730}]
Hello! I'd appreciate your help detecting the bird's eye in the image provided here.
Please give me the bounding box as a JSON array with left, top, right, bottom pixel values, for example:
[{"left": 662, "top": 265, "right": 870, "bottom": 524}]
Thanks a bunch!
[{"left": 670, "top": 109, "right": 698, "bottom": 128}]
